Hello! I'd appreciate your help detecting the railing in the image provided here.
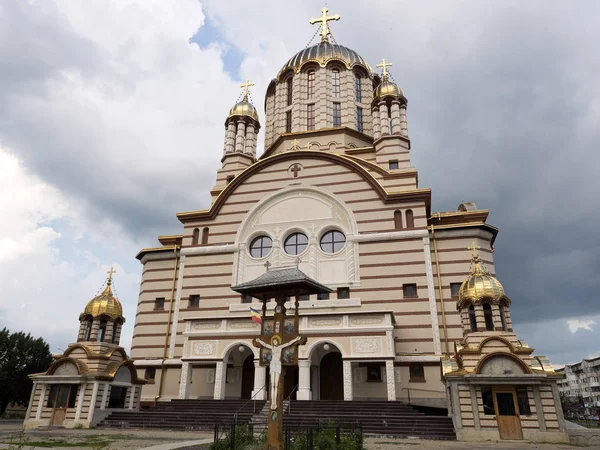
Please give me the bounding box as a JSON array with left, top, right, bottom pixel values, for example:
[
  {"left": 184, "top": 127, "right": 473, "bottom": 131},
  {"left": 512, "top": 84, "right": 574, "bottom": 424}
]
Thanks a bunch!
[
  {"left": 284, "top": 384, "right": 299, "bottom": 416},
  {"left": 233, "top": 384, "right": 266, "bottom": 423},
  {"left": 401, "top": 387, "right": 445, "bottom": 405}
]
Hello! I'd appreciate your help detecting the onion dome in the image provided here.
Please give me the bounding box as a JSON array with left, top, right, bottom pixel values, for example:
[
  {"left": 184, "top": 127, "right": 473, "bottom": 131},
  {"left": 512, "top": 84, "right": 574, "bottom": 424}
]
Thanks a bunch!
[
  {"left": 373, "top": 78, "right": 405, "bottom": 102},
  {"left": 458, "top": 245, "right": 509, "bottom": 308},
  {"left": 81, "top": 271, "right": 125, "bottom": 321},
  {"left": 277, "top": 42, "right": 373, "bottom": 79},
  {"left": 227, "top": 100, "right": 259, "bottom": 122}
]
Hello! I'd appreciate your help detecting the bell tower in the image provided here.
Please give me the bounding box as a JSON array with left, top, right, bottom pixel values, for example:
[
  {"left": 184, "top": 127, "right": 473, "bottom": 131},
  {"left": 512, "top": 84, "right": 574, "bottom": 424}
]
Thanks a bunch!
[{"left": 212, "top": 81, "right": 261, "bottom": 199}]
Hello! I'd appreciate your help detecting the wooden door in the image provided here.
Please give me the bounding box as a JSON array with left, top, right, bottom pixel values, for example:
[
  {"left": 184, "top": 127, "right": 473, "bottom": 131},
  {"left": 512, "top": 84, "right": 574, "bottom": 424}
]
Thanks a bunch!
[
  {"left": 51, "top": 408, "right": 66, "bottom": 426},
  {"left": 319, "top": 353, "right": 343, "bottom": 400},
  {"left": 240, "top": 355, "right": 255, "bottom": 399},
  {"left": 493, "top": 388, "right": 523, "bottom": 440}
]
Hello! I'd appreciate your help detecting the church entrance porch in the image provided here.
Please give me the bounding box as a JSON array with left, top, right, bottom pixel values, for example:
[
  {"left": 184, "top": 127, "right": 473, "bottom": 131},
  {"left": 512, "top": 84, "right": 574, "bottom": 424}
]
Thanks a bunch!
[
  {"left": 48, "top": 384, "right": 78, "bottom": 426},
  {"left": 319, "top": 352, "right": 343, "bottom": 400}
]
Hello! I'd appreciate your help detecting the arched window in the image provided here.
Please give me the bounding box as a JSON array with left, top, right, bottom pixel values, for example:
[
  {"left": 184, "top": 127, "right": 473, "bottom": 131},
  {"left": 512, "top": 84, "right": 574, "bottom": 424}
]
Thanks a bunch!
[
  {"left": 332, "top": 69, "right": 340, "bottom": 97},
  {"left": 99, "top": 320, "right": 107, "bottom": 342},
  {"left": 394, "top": 210, "right": 403, "bottom": 230},
  {"left": 144, "top": 367, "right": 156, "bottom": 382},
  {"left": 286, "top": 77, "right": 293, "bottom": 106},
  {"left": 355, "top": 73, "right": 362, "bottom": 102},
  {"left": 84, "top": 319, "right": 92, "bottom": 341},
  {"left": 469, "top": 305, "right": 477, "bottom": 332},
  {"left": 409, "top": 363, "right": 425, "bottom": 381},
  {"left": 483, "top": 304, "right": 494, "bottom": 331},
  {"left": 405, "top": 209, "right": 414, "bottom": 228},
  {"left": 201, "top": 227, "right": 209, "bottom": 245},
  {"left": 192, "top": 228, "right": 199, "bottom": 245},
  {"left": 499, "top": 304, "right": 508, "bottom": 331},
  {"left": 307, "top": 70, "right": 315, "bottom": 99}
]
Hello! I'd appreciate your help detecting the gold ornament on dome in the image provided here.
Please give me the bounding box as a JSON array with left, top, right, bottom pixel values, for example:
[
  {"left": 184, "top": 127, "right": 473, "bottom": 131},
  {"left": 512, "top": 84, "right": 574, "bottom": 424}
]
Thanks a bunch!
[
  {"left": 457, "top": 243, "right": 509, "bottom": 307},
  {"left": 373, "top": 58, "right": 405, "bottom": 101},
  {"left": 376, "top": 58, "right": 392, "bottom": 78},
  {"left": 82, "top": 268, "right": 125, "bottom": 321}
]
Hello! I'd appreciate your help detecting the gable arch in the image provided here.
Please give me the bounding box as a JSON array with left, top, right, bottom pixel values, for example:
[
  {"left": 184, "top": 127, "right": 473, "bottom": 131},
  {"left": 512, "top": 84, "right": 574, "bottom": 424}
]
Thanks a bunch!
[
  {"left": 475, "top": 352, "right": 531, "bottom": 375},
  {"left": 178, "top": 151, "right": 432, "bottom": 223}
]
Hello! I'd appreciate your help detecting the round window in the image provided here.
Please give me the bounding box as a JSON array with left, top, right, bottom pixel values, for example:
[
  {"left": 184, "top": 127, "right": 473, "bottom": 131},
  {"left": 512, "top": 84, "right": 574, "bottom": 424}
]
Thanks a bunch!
[
  {"left": 320, "top": 230, "right": 346, "bottom": 253},
  {"left": 283, "top": 232, "right": 309, "bottom": 255},
  {"left": 249, "top": 235, "right": 273, "bottom": 258}
]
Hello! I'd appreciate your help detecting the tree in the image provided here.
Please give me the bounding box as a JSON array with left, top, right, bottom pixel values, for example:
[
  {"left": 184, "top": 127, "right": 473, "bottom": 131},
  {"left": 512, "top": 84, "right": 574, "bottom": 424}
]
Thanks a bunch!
[{"left": 0, "top": 328, "right": 53, "bottom": 414}]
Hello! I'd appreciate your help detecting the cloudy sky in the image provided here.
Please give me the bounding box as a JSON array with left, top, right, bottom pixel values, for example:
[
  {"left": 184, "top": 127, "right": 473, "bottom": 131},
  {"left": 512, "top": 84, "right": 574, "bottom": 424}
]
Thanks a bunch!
[{"left": 0, "top": 0, "right": 598, "bottom": 367}]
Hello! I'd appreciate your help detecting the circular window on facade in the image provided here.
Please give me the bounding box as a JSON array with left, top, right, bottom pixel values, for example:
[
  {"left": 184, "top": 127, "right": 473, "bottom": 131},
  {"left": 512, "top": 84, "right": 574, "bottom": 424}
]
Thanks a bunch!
[
  {"left": 249, "top": 235, "right": 273, "bottom": 258},
  {"left": 320, "top": 230, "right": 346, "bottom": 253},
  {"left": 284, "top": 232, "right": 309, "bottom": 255}
]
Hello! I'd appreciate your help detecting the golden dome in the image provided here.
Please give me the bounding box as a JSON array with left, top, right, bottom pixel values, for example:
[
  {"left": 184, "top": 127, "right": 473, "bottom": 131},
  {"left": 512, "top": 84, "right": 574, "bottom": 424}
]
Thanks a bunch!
[
  {"left": 227, "top": 100, "right": 259, "bottom": 122},
  {"left": 458, "top": 246, "right": 507, "bottom": 306},
  {"left": 277, "top": 42, "right": 373, "bottom": 79},
  {"left": 373, "top": 77, "right": 405, "bottom": 102},
  {"left": 82, "top": 282, "right": 124, "bottom": 321}
]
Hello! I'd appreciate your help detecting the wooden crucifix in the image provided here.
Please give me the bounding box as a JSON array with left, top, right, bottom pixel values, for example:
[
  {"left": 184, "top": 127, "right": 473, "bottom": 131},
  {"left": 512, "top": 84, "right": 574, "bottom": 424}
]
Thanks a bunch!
[{"left": 252, "top": 293, "right": 305, "bottom": 449}]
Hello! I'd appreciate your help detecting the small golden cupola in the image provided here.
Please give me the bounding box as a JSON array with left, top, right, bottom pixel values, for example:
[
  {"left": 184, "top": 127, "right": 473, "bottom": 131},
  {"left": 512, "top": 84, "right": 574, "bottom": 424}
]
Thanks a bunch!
[
  {"left": 78, "top": 268, "right": 125, "bottom": 345},
  {"left": 458, "top": 244, "right": 512, "bottom": 335},
  {"left": 371, "top": 58, "right": 408, "bottom": 140},
  {"left": 223, "top": 80, "right": 261, "bottom": 159}
]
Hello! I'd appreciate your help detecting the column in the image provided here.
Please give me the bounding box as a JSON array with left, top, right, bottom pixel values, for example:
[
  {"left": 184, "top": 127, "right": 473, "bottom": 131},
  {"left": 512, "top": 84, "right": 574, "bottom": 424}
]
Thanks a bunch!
[
  {"left": 100, "top": 383, "right": 109, "bottom": 410},
  {"left": 90, "top": 319, "right": 100, "bottom": 341},
  {"left": 245, "top": 123, "right": 256, "bottom": 156},
  {"left": 390, "top": 102, "right": 401, "bottom": 134},
  {"left": 234, "top": 121, "right": 246, "bottom": 153},
  {"left": 128, "top": 386, "right": 136, "bottom": 409},
  {"left": 252, "top": 361, "right": 267, "bottom": 400},
  {"left": 213, "top": 361, "right": 226, "bottom": 400},
  {"left": 224, "top": 121, "right": 236, "bottom": 154},
  {"left": 474, "top": 304, "right": 485, "bottom": 331},
  {"left": 35, "top": 384, "right": 47, "bottom": 420},
  {"left": 342, "top": 360, "right": 353, "bottom": 401},
  {"left": 379, "top": 103, "right": 390, "bottom": 135},
  {"left": 533, "top": 386, "right": 546, "bottom": 432},
  {"left": 87, "top": 382, "right": 100, "bottom": 422},
  {"left": 399, "top": 105, "right": 408, "bottom": 137},
  {"left": 385, "top": 360, "right": 396, "bottom": 401},
  {"left": 25, "top": 382, "right": 37, "bottom": 419},
  {"left": 297, "top": 360, "right": 312, "bottom": 401},
  {"left": 113, "top": 323, "right": 122, "bottom": 345},
  {"left": 423, "top": 237, "right": 442, "bottom": 355},
  {"left": 104, "top": 322, "right": 114, "bottom": 343},
  {"left": 74, "top": 383, "right": 86, "bottom": 421},
  {"left": 372, "top": 107, "right": 381, "bottom": 140},
  {"left": 178, "top": 362, "right": 192, "bottom": 399}
]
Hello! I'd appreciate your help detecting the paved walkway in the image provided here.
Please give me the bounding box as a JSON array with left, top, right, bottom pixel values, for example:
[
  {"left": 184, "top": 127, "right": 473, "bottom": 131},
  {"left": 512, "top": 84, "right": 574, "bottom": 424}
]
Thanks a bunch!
[{"left": 364, "top": 438, "right": 583, "bottom": 449}]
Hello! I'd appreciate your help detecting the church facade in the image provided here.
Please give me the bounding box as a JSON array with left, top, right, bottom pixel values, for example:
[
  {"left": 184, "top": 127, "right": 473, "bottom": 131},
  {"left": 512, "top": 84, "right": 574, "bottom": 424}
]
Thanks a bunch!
[{"left": 130, "top": 9, "right": 565, "bottom": 442}]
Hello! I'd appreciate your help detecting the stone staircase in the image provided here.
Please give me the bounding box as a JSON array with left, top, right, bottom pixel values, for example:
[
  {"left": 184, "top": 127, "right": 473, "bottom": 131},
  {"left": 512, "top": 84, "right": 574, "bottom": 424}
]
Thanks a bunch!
[{"left": 99, "top": 399, "right": 455, "bottom": 439}]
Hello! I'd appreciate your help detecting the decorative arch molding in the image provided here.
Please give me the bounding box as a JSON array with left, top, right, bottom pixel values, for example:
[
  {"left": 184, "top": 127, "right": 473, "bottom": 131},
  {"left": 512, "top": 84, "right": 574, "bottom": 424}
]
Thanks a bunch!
[
  {"left": 46, "top": 357, "right": 88, "bottom": 376},
  {"left": 306, "top": 338, "right": 346, "bottom": 360},
  {"left": 232, "top": 184, "right": 361, "bottom": 287},
  {"left": 176, "top": 151, "right": 431, "bottom": 223},
  {"left": 457, "top": 294, "right": 512, "bottom": 309},
  {"left": 474, "top": 352, "right": 532, "bottom": 375},
  {"left": 62, "top": 344, "right": 128, "bottom": 361},
  {"left": 221, "top": 341, "right": 259, "bottom": 361}
]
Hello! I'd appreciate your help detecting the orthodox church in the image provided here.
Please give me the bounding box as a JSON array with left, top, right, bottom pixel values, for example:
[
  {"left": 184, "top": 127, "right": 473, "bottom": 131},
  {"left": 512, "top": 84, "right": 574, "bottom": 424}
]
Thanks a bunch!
[{"left": 127, "top": 8, "right": 566, "bottom": 442}]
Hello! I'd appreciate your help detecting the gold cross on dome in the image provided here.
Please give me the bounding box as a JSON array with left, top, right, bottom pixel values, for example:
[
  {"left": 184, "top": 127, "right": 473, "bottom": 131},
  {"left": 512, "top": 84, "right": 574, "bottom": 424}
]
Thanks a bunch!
[
  {"left": 376, "top": 58, "right": 393, "bottom": 78},
  {"left": 467, "top": 241, "right": 481, "bottom": 260},
  {"left": 310, "top": 7, "right": 341, "bottom": 43},
  {"left": 240, "top": 80, "right": 254, "bottom": 100},
  {"left": 107, "top": 267, "right": 116, "bottom": 285}
]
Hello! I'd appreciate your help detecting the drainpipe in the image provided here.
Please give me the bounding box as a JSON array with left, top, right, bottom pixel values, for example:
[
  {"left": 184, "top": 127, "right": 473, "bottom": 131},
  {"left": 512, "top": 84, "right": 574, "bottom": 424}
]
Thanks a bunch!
[
  {"left": 156, "top": 245, "right": 180, "bottom": 401},
  {"left": 430, "top": 219, "right": 450, "bottom": 355}
]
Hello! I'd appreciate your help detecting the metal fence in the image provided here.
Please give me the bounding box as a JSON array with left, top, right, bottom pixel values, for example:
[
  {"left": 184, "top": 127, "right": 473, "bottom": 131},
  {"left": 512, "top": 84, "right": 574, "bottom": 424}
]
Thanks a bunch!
[{"left": 213, "top": 421, "right": 363, "bottom": 450}]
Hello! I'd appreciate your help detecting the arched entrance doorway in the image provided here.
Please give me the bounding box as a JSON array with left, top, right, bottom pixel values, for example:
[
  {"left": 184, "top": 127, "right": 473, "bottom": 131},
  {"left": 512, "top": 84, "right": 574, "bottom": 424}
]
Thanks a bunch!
[
  {"left": 319, "top": 352, "right": 343, "bottom": 400},
  {"left": 241, "top": 354, "right": 255, "bottom": 399}
]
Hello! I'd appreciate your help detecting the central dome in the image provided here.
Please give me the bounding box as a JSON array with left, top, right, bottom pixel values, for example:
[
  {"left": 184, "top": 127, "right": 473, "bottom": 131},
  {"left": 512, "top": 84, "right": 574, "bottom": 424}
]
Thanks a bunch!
[
  {"left": 82, "top": 284, "right": 124, "bottom": 321},
  {"left": 277, "top": 42, "right": 373, "bottom": 79}
]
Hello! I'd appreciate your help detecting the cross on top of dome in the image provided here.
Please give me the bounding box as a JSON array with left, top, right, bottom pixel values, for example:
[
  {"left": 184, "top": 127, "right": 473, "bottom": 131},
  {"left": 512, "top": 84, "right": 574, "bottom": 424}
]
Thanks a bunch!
[
  {"left": 240, "top": 79, "right": 254, "bottom": 101},
  {"left": 309, "top": 7, "right": 341, "bottom": 43},
  {"left": 376, "top": 58, "right": 393, "bottom": 79}
]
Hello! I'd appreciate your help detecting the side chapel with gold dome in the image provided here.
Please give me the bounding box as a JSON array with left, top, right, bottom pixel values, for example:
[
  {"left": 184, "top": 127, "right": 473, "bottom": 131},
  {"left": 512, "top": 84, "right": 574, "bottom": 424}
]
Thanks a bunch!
[
  {"left": 23, "top": 270, "right": 145, "bottom": 429},
  {"left": 31, "top": 8, "right": 567, "bottom": 442}
]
